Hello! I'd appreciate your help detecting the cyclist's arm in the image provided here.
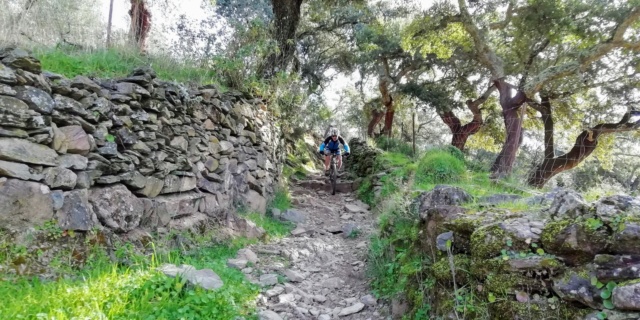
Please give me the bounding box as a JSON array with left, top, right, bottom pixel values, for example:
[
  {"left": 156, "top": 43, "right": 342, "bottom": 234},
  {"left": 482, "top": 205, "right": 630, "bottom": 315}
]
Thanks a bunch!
[
  {"left": 338, "top": 137, "right": 350, "bottom": 153},
  {"left": 319, "top": 142, "right": 326, "bottom": 153}
]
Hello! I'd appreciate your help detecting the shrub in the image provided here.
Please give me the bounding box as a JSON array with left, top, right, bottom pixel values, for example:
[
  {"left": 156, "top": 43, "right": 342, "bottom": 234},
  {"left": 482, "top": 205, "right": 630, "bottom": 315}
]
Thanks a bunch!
[
  {"left": 375, "top": 136, "right": 414, "bottom": 157},
  {"left": 416, "top": 149, "right": 466, "bottom": 184},
  {"left": 444, "top": 145, "right": 465, "bottom": 162}
]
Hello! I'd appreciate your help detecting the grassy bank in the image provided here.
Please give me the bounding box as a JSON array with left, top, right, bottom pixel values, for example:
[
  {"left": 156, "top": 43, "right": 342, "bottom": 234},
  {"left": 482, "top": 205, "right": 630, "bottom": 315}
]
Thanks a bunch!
[
  {"left": 33, "top": 47, "right": 223, "bottom": 86},
  {"left": 358, "top": 141, "right": 537, "bottom": 319},
  {"left": 0, "top": 190, "right": 294, "bottom": 319}
]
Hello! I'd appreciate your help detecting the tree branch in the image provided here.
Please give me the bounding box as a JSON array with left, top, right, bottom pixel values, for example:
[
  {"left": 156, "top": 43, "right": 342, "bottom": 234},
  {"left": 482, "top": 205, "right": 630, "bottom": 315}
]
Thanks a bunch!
[
  {"left": 518, "top": 39, "right": 551, "bottom": 89},
  {"left": 488, "top": 0, "right": 515, "bottom": 30},
  {"left": 457, "top": 0, "right": 504, "bottom": 79},
  {"left": 525, "top": 6, "right": 640, "bottom": 94}
]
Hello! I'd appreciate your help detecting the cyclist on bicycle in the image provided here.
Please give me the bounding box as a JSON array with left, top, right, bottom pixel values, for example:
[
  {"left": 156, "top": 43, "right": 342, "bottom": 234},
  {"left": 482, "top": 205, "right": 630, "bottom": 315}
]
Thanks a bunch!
[{"left": 318, "top": 128, "right": 350, "bottom": 176}]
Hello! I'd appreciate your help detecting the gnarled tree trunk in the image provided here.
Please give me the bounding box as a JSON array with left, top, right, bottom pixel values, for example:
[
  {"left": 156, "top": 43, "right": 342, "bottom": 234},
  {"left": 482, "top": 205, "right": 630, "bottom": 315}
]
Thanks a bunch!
[
  {"left": 440, "top": 86, "right": 494, "bottom": 151},
  {"left": 490, "top": 79, "right": 527, "bottom": 178},
  {"left": 528, "top": 104, "right": 640, "bottom": 188},
  {"left": 379, "top": 58, "right": 394, "bottom": 137}
]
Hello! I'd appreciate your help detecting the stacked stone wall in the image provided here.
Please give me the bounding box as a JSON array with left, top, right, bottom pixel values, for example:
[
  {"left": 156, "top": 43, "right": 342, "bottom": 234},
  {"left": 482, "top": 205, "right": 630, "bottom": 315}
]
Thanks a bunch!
[{"left": 0, "top": 47, "right": 283, "bottom": 235}]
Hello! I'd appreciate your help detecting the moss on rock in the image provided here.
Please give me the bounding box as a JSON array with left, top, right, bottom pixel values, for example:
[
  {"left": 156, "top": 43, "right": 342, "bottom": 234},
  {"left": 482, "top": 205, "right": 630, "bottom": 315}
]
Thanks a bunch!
[
  {"left": 431, "top": 255, "right": 471, "bottom": 285},
  {"left": 489, "top": 300, "right": 589, "bottom": 320}
]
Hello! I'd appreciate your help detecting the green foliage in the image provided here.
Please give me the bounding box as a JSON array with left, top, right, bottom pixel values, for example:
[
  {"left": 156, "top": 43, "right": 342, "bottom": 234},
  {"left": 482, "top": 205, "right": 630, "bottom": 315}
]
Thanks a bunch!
[
  {"left": 246, "top": 213, "right": 295, "bottom": 238},
  {"left": 36, "top": 47, "right": 222, "bottom": 86},
  {"left": 0, "top": 240, "right": 260, "bottom": 319},
  {"left": 357, "top": 177, "right": 375, "bottom": 206},
  {"left": 415, "top": 149, "right": 466, "bottom": 185},
  {"left": 268, "top": 188, "right": 292, "bottom": 212},
  {"left": 375, "top": 136, "right": 415, "bottom": 157}
]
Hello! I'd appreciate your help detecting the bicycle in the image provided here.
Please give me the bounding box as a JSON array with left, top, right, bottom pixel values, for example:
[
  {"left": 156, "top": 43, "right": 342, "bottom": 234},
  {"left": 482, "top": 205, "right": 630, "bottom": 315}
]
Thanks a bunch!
[{"left": 326, "top": 151, "right": 347, "bottom": 195}]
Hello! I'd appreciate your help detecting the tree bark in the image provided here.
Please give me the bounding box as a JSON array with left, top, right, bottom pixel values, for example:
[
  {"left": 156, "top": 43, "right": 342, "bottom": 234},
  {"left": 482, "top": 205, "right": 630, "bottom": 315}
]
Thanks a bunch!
[
  {"left": 367, "top": 108, "right": 384, "bottom": 137},
  {"left": 439, "top": 85, "right": 494, "bottom": 151},
  {"left": 528, "top": 110, "right": 640, "bottom": 188},
  {"left": 490, "top": 79, "right": 527, "bottom": 178},
  {"left": 378, "top": 58, "right": 395, "bottom": 136},
  {"left": 412, "top": 111, "right": 416, "bottom": 156},
  {"left": 129, "top": 0, "right": 151, "bottom": 52},
  {"left": 107, "top": 0, "right": 115, "bottom": 48},
  {"left": 261, "top": 0, "right": 304, "bottom": 78}
]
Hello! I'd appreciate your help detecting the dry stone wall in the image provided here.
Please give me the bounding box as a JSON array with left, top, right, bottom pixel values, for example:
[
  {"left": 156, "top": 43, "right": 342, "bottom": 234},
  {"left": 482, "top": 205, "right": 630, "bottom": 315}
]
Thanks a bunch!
[
  {"left": 0, "top": 47, "right": 284, "bottom": 235},
  {"left": 418, "top": 186, "right": 640, "bottom": 319}
]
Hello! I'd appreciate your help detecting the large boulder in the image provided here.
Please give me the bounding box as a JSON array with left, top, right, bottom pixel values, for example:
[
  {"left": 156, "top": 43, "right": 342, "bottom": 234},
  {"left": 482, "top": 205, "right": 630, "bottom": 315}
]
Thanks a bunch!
[
  {"left": 414, "top": 185, "right": 472, "bottom": 211},
  {"left": 0, "top": 178, "right": 54, "bottom": 229},
  {"left": 89, "top": 184, "right": 143, "bottom": 232}
]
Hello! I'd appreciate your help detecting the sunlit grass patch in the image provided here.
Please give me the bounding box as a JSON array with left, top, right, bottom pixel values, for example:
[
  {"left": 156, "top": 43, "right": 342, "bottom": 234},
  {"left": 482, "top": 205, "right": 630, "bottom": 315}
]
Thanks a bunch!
[
  {"left": 34, "top": 47, "right": 223, "bottom": 85},
  {"left": 0, "top": 239, "right": 261, "bottom": 319}
]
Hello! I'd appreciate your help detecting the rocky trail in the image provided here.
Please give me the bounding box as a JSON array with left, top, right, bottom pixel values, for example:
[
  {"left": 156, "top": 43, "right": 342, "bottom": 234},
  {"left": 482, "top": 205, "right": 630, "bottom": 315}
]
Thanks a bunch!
[{"left": 227, "top": 172, "right": 387, "bottom": 320}]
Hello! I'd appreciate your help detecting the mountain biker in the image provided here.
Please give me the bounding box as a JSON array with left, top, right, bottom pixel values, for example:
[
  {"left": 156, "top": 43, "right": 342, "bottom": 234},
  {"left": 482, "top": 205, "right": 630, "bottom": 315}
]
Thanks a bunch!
[{"left": 318, "top": 128, "right": 350, "bottom": 176}]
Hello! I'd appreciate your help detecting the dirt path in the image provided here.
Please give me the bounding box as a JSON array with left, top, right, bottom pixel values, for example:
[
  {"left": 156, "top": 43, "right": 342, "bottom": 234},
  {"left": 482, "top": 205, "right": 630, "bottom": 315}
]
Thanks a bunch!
[{"left": 231, "top": 173, "right": 387, "bottom": 320}]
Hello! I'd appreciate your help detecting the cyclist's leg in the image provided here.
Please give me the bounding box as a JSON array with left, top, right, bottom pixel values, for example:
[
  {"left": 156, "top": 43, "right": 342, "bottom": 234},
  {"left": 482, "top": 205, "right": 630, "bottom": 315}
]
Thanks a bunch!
[
  {"left": 336, "top": 150, "right": 342, "bottom": 170},
  {"left": 324, "top": 152, "right": 330, "bottom": 170}
]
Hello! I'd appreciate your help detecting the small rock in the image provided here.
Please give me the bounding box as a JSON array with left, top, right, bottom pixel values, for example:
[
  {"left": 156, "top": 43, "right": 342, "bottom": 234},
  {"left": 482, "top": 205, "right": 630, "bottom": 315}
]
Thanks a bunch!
[
  {"left": 318, "top": 315, "right": 331, "bottom": 320},
  {"left": 281, "top": 209, "right": 306, "bottom": 223},
  {"left": 313, "top": 295, "right": 328, "bottom": 303},
  {"left": 284, "top": 269, "right": 306, "bottom": 282},
  {"left": 242, "top": 267, "right": 253, "bottom": 274},
  {"left": 291, "top": 227, "right": 307, "bottom": 236},
  {"left": 344, "top": 204, "right": 365, "bottom": 213},
  {"left": 226, "top": 258, "right": 248, "bottom": 270},
  {"left": 278, "top": 293, "right": 295, "bottom": 303},
  {"left": 341, "top": 223, "right": 360, "bottom": 238},
  {"left": 58, "top": 154, "right": 88, "bottom": 170},
  {"left": 158, "top": 264, "right": 223, "bottom": 290},
  {"left": 613, "top": 282, "right": 640, "bottom": 310},
  {"left": 436, "top": 231, "right": 454, "bottom": 251},
  {"left": 266, "top": 286, "right": 285, "bottom": 297},
  {"left": 0, "top": 159, "right": 39, "bottom": 180},
  {"left": 260, "top": 273, "right": 279, "bottom": 286},
  {"left": 338, "top": 303, "right": 365, "bottom": 316},
  {"left": 360, "top": 294, "right": 377, "bottom": 306},
  {"left": 43, "top": 167, "right": 77, "bottom": 190},
  {"left": 321, "top": 277, "right": 344, "bottom": 289},
  {"left": 258, "top": 310, "right": 283, "bottom": 320},
  {"left": 237, "top": 248, "right": 259, "bottom": 264}
]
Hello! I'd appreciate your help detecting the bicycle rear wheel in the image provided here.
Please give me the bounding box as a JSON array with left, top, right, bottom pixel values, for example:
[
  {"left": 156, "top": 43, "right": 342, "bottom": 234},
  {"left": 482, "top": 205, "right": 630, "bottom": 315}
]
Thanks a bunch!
[{"left": 330, "top": 158, "right": 337, "bottom": 195}]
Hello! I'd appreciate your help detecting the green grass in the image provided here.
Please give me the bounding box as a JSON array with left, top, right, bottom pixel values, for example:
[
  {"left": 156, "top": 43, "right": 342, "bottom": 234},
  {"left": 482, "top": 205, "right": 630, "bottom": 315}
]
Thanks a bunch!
[
  {"left": 246, "top": 213, "right": 295, "bottom": 237},
  {"left": 0, "top": 239, "right": 259, "bottom": 320},
  {"left": 0, "top": 210, "right": 297, "bottom": 319},
  {"left": 33, "top": 47, "right": 224, "bottom": 86},
  {"left": 269, "top": 188, "right": 292, "bottom": 212}
]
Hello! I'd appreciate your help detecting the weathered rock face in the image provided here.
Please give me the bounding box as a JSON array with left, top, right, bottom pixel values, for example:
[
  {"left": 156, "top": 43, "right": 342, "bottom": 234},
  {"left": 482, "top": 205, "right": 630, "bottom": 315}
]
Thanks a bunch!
[
  {"left": 0, "top": 178, "right": 54, "bottom": 229},
  {"left": 0, "top": 49, "right": 284, "bottom": 233},
  {"left": 415, "top": 184, "right": 640, "bottom": 319}
]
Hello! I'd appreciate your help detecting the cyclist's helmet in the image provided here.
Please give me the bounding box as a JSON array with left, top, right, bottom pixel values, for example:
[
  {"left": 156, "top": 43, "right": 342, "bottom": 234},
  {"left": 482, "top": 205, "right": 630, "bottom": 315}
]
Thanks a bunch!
[{"left": 330, "top": 128, "right": 339, "bottom": 137}]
